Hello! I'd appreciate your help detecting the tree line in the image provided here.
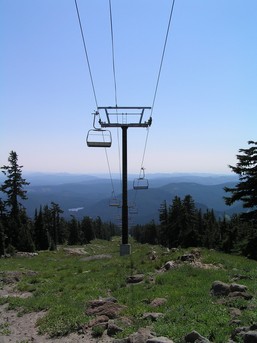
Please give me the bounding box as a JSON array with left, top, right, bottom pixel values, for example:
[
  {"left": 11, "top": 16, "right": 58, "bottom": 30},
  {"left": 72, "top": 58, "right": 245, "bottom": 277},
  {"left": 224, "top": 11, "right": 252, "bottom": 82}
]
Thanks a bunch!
[
  {"left": 0, "top": 151, "right": 119, "bottom": 255},
  {"left": 131, "top": 195, "right": 256, "bottom": 259},
  {"left": 1, "top": 141, "right": 257, "bottom": 259},
  {"left": 131, "top": 141, "right": 257, "bottom": 260}
]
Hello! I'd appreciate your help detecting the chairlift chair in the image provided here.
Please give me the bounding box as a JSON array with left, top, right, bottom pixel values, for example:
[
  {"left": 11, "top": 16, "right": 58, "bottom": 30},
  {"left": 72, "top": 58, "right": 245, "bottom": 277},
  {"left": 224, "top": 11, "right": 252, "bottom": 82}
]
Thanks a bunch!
[
  {"left": 133, "top": 167, "right": 149, "bottom": 190},
  {"left": 109, "top": 192, "right": 120, "bottom": 207},
  {"left": 86, "top": 110, "right": 112, "bottom": 148},
  {"left": 129, "top": 203, "right": 138, "bottom": 214},
  {"left": 86, "top": 129, "right": 112, "bottom": 148}
]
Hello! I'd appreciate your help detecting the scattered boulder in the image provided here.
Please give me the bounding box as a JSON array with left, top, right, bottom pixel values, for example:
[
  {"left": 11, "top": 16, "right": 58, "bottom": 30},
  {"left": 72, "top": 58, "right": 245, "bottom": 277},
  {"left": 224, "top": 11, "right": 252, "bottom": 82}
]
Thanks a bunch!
[
  {"left": 211, "top": 281, "right": 230, "bottom": 296},
  {"left": 228, "top": 291, "right": 253, "bottom": 300},
  {"left": 86, "top": 298, "right": 124, "bottom": 319},
  {"left": 180, "top": 253, "right": 195, "bottom": 262},
  {"left": 127, "top": 327, "right": 155, "bottom": 343},
  {"left": 184, "top": 330, "right": 210, "bottom": 342},
  {"left": 230, "top": 283, "right": 248, "bottom": 293},
  {"left": 87, "top": 315, "right": 109, "bottom": 327},
  {"left": 164, "top": 261, "right": 176, "bottom": 270},
  {"left": 231, "top": 324, "right": 257, "bottom": 341},
  {"left": 107, "top": 323, "right": 123, "bottom": 336},
  {"left": 150, "top": 298, "right": 167, "bottom": 307},
  {"left": 229, "top": 307, "right": 242, "bottom": 318},
  {"left": 0, "top": 270, "right": 38, "bottom": 284},
  {"left": 244, "top": 331, "right": 257, "bottom": 342},
  {"left": 211, "top": 281, "right": 251, "bottom": 300},
  {"left": 146, "top": 337, "right": 174, "bottom": 343},
  {"left": 127, "top": 274, "right": 145, "bottom": 284}
]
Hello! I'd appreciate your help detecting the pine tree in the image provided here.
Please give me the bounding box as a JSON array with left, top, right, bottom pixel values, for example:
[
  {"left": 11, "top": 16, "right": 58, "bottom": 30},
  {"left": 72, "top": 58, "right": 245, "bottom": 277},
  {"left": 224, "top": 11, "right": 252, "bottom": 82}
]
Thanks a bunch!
[
  {"left": 0, "top": 151, "right": 29, "bottom": 218},
  {"left": 180, "top": 195, "right": 199, "bottom": 247},
  {"left": 80, "top": 216, "right": 95, "bottom": 243},
  {"left": 224, "top": 140, "right": 257, "bottom": 223},
  {"left": 0, "top": 151, "right": 30, "bottom": 249},
  {"left": 68, "top": 215, "right": 80, "bottom": 245},
  {"left": 34, "top": 207, "right": 49, "bottom": 250},
  {"left": 168, "top": 196, "right": 184, "bottom": 248}
]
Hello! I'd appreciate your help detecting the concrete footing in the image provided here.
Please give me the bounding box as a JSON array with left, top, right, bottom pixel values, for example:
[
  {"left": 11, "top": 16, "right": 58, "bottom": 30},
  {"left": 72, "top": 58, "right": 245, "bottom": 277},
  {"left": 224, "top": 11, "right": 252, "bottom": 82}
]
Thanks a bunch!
[{"left": 120, "top": 244, "right": 131, "bottom": 256}]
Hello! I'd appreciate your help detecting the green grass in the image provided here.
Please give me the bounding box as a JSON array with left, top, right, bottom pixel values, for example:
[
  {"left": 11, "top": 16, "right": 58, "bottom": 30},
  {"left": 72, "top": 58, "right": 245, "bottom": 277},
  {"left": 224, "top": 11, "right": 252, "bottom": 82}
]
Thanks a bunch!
[{"left": 0, "top": 238, "right": 257, "bottom": 342}]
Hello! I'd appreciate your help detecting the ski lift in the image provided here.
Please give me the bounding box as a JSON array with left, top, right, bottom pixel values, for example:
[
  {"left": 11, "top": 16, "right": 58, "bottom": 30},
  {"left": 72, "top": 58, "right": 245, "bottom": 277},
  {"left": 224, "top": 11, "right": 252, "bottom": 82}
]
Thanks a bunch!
[
  {"left": 129, "top": 203, "right": 138, "bottom": 214},
  {"left": 86, "top": 111, "right": 112, "bottom": 148},
  {"left": 109, "top": 192, "right": 120, "bottom": 207},
  {"left": 133, "top": 167, "right": 149, "bottom": 190}
]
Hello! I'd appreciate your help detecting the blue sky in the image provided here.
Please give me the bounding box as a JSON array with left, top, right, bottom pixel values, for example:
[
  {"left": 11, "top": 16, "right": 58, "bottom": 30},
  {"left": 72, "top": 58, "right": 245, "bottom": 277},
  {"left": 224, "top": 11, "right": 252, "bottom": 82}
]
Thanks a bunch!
[{"left": 1, "top": 0, "right": 257, "bottom": 176}]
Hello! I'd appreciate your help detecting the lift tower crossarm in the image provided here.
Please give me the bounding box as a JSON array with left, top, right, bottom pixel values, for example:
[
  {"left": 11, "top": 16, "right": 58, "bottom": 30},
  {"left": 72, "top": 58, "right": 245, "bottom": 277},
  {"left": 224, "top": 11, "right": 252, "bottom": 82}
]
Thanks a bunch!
[{"left": 97, "top": 106, "right": 152, "bottom": 129}]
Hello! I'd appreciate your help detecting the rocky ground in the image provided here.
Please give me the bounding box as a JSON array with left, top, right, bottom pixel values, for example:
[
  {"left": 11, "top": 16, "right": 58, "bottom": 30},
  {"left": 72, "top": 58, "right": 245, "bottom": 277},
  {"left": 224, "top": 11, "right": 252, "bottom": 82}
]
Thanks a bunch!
[{"left": 1, "top": 249, "right": 257, "bottom": 343}]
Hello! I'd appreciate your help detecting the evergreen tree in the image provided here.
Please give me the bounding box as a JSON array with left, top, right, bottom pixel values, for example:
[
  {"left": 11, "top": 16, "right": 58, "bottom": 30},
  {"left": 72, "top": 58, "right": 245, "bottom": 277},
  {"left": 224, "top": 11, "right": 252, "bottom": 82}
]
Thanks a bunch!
[
  {"left": 34, "top": 207, "right": 49, "bottom": 250},
  {"left": 202, "top": 209, "right": 219, "bottom": 249},
  {"left": 68, "top": 215, "right": 80, "bottom": 245},
  {"left": 80, "top": 216, "right": 95, "bottom": 243},
  {"left": 168, "top": 196, "right": 184, "bottom": 248},
  {"left": 224, "top": 140, "right": 257, "bottom": 223},
  {"left": 0, "top": 151, "right": 30, "bottom": 249},
  {"left": 0, "top": 151, "right": 29, "bottom": 218},
  {"left": 0, "top": 221, "right": 5, "bottom": 255},
  {"left": 49, "top": 202, "right": 63, "bottom": 247},
  {"left": 180, "top": 195, "right": 199, "bottom": 247},
  {"left": 158, "top": 200, "right": 169, "bottom": 246}
]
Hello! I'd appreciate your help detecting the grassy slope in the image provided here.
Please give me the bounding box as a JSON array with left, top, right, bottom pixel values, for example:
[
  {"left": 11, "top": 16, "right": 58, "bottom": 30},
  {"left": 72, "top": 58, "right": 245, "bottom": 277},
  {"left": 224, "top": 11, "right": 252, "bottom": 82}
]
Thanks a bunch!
[{"left": 0, "top": 238, "right": 256, "bottom": 342}]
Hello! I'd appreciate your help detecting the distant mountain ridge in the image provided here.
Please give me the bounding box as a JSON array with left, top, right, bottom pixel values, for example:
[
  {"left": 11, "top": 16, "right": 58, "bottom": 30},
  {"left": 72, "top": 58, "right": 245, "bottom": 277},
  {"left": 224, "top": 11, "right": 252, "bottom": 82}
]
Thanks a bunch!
[{"left": 12, "top": 172, "right": 242, "bottom": 224}]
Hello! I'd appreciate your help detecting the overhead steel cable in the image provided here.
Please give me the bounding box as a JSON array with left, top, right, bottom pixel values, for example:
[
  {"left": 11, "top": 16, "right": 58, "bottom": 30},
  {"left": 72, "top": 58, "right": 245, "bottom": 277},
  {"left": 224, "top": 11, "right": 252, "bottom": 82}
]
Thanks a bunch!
[
  {"left": 109, "top": 0, "right": 122, "bottom": 194},
  {"left": 74, "top": 0, "right": 117, "bottom": 202},
  {"left": 74, "top": 0, "right": 99, "bottom": 109},
  {"left": 135, "top": 0, "right": 176, "bottom": 199},
  {"left": 109, "top": 0, "right": 118, "bottom": 107},
  {"left": 150, "top": 0, "right": 176, "bottom": 118}
]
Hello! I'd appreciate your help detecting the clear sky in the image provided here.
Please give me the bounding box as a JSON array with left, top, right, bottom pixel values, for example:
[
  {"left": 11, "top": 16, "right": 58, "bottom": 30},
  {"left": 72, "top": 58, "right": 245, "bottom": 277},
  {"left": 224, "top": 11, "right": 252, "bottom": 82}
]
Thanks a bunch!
[{"left": 1, "top": 0, "right": 257, "bottom": 176}]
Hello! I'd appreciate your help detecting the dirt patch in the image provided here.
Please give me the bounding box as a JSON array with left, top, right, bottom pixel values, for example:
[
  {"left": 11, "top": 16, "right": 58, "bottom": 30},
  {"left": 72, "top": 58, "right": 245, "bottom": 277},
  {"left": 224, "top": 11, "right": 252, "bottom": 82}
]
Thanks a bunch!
[
  {"left": 0, "top": 269, "right": 114, "bottom": 342},
  {"left": 0, "top": 304, "right": 114, "bottom": 343}
]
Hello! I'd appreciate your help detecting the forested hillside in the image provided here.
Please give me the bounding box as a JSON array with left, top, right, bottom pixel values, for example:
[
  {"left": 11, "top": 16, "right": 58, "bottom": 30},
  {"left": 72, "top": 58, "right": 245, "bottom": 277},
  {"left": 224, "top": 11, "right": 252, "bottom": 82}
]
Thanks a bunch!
[{"left": 1, "top": 142, "right": 257, "bottom": 260}]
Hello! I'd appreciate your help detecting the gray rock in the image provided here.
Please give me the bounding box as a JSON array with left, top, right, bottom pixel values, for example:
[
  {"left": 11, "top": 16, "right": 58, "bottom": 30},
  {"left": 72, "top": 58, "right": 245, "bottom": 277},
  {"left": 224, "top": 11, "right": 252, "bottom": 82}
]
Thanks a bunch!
[
  {"left": 146, "top": 337, "right": 174, "bottom": 343},
  {"left": 228, "top": 291, "right": 253, "bottom": 300},
  {"left": 244, "top": 331, "right": 257, "bottom": 343},
  {"left": 180, "top": 254, "right": 195, "bottom": 262},
  {"left": 184, "top": 330, "right": 210, "bottom": 342},
  {"left": 164, "top": 261, "right": 176, "bottom": 270},
  {"left": 128, "top": 327, "right": 155, "bottom": 343},
  {"left": 211, "top": 281, "right": 230, "bottom": 296},
  {"left": 230, "top": 283, "right": 247, "bottom": 292},
  {"left": 86, "top": 299, "right": 124, "bottom": 319},
  {"left": 150, "top": 298, "right": 167, "bottom": 307},
  {"left": 107, "top": 323, "right": 123, "bottom": 336},
  {"left": 127, "top": 274, "right": 145, "bottom": 284}
]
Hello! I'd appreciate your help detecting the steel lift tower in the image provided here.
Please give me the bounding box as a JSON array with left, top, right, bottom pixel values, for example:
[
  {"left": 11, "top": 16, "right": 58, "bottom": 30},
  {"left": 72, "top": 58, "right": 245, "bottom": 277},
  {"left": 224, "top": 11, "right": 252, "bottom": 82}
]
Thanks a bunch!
[{"left": 87, "top": 106, "right": 152, "bottom": 256}]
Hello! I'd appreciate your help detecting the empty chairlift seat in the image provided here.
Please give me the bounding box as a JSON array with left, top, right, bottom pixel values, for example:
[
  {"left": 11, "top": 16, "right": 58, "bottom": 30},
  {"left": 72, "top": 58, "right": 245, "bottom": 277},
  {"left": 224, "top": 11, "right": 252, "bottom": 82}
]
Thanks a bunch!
[
  {"left": 133, "top": 167, "right": 149, "bottom": 190},
  {"left": 133, "top": 178, "right": 149, "bottom": 190},
  {"left": 129, "top": 204, "right": 138, "bottom": 214},
  {"left": 109, "top": 192, "right": 120, "bottom": 207},
  {"left": 86, "top": 129, "right": 112, "bottom": 148}
]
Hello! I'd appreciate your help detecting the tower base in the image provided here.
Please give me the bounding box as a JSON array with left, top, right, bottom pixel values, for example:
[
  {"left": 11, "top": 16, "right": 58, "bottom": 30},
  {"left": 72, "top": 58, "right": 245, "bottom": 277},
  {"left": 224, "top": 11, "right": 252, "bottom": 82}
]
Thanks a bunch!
[{"left": 120, "top": 244, "right": 131, "bottom": 256}]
